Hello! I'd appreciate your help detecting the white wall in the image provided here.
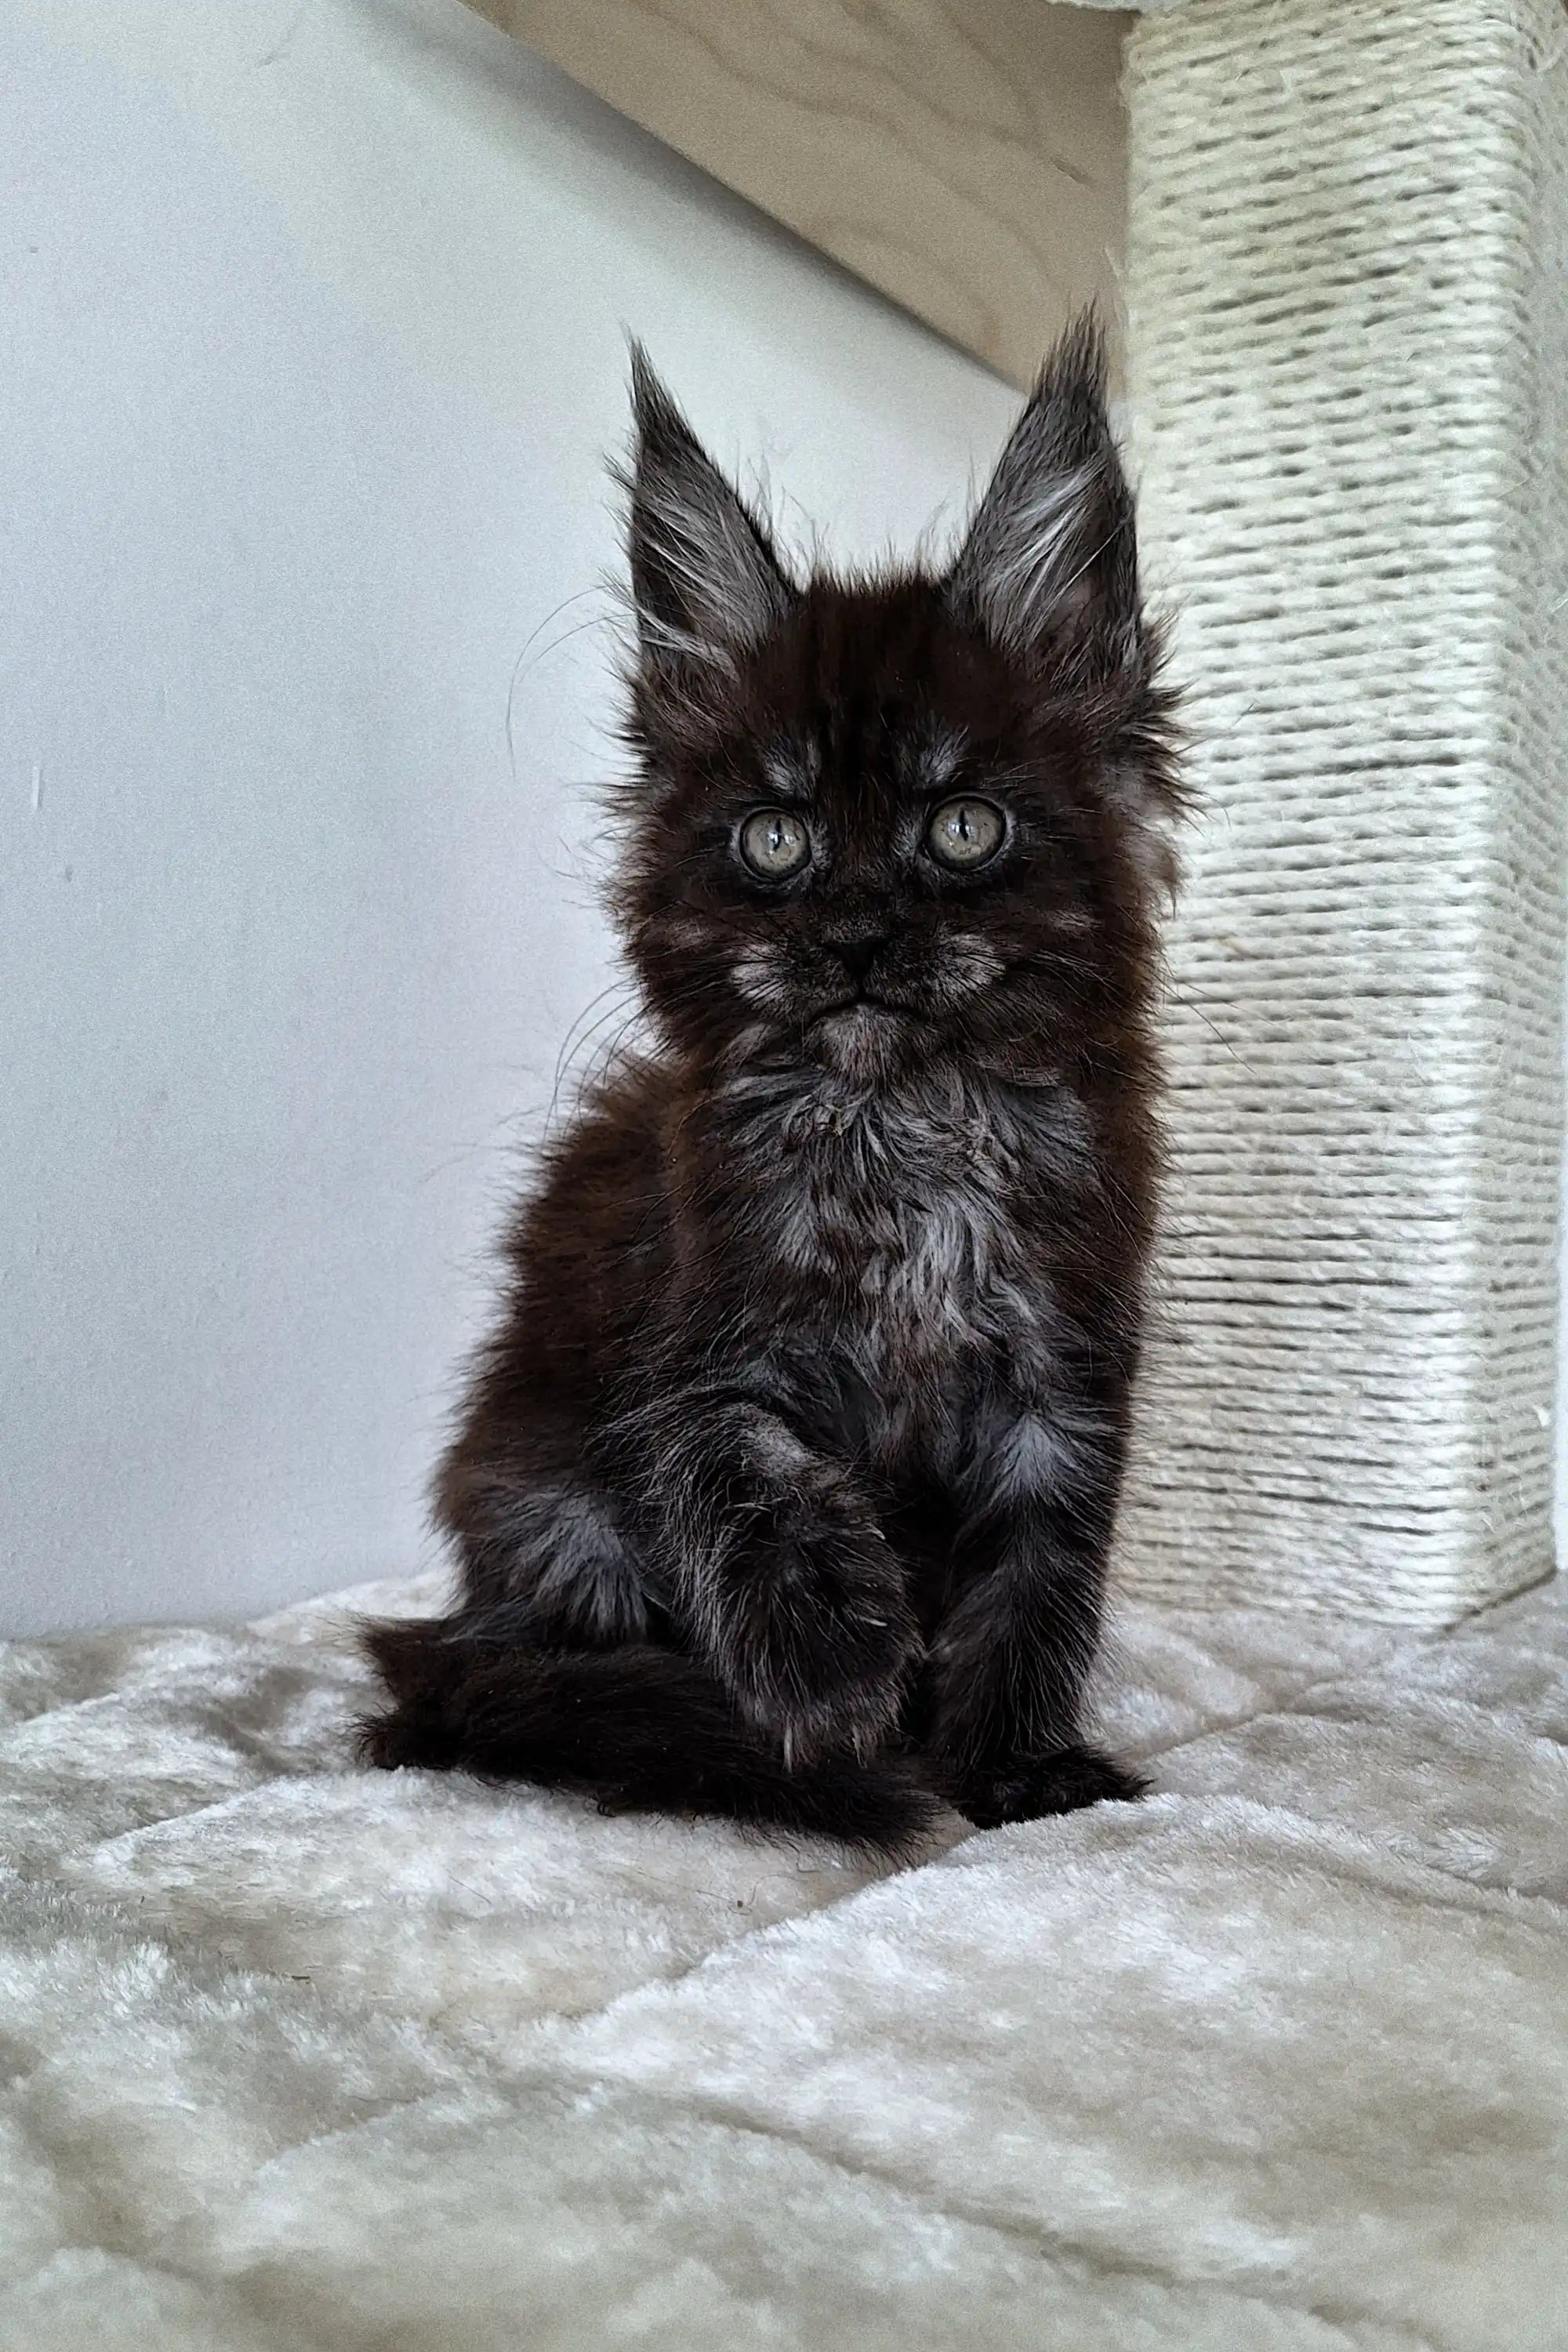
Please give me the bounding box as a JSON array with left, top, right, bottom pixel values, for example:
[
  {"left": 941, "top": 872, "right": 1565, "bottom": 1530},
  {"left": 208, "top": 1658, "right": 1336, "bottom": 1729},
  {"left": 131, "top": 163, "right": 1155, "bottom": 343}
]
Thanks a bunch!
[{"left": 1, "top": 0, "right": 1018, "bottom": 1635}]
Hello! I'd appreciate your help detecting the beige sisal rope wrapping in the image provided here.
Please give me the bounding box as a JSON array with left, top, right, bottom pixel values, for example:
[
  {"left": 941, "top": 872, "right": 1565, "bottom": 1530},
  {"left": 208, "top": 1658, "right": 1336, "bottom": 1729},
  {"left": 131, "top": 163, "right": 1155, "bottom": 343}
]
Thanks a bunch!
[{"left": 1111, "top": 0, "right": 1568, "bottom": 1623}]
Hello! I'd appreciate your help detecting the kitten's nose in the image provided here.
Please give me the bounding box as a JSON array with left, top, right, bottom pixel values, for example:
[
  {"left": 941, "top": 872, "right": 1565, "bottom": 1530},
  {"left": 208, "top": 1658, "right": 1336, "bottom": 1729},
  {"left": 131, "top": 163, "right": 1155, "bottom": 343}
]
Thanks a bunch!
[{"left": 832, "top": 936, "right": 887, "bottom": 984}]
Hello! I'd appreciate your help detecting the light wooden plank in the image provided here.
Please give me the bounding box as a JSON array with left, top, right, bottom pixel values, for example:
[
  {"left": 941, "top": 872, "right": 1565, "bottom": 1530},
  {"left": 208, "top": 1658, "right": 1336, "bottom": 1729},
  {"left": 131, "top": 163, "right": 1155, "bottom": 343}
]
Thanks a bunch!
[{"left": 463, "top": 0, "right": 1129, "bottom": 388}]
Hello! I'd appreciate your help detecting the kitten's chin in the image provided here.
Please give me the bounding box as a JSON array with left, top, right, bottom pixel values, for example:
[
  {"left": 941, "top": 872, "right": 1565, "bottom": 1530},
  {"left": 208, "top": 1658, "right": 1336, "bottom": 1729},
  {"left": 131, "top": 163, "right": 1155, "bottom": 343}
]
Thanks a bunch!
[{"left": 810, "top": 1003, "right": 921, "bottom": 1080}]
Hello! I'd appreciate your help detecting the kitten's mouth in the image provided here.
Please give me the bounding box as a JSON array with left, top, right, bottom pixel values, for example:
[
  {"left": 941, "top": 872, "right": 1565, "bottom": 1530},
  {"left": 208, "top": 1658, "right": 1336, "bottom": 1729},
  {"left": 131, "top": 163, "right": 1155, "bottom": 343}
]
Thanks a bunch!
[
  {"left": 815, "top": 990, "right": 919, "bottom": 1022},
  {"left": 814, "top": 999, "right": 911, "bottom": 1030}
]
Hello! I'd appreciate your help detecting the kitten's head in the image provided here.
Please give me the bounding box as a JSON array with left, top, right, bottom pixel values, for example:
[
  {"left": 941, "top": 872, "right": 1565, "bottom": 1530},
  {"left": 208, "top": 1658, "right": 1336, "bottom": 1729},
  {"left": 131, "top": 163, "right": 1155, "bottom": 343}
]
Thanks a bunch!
[{"left": 610, "top": 322, "right": 1180, "bottom": 1087}]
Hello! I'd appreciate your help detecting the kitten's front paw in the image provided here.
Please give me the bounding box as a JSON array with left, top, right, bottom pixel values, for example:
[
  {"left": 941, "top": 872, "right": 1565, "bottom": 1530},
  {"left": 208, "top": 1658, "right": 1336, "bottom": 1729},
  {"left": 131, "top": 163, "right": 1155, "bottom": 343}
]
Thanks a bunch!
[
  {"left": 713, "top": 1502, "right": 917, "bottom": 1766},
  {"left": 947, "top": 1742, "right": 1147, "bottom": 1830}
]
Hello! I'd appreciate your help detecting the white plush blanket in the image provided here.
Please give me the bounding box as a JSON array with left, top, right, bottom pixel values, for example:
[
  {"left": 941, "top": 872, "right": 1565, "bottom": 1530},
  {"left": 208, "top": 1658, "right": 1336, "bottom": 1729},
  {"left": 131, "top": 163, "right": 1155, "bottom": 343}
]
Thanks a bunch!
[{"left": 2, "top": 1566, "right": 1566, "bottom": 2351}]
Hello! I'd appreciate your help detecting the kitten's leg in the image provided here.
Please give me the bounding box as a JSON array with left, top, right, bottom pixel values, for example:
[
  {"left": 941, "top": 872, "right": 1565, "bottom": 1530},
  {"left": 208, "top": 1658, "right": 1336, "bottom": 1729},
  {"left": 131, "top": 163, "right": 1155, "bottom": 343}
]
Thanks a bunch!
[
  {"left": 928, "top": 1396, "right": 1145, "bottom": 1827},
  {"left": 606, "top": 1385, "right": 918, "bottom": 1764}
]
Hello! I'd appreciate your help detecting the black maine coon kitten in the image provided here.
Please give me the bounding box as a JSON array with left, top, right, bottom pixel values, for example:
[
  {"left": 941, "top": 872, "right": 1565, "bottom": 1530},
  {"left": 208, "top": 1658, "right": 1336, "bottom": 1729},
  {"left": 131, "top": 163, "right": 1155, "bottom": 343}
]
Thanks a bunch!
[{"left": 359, "top": 321, "right": 1180, "bottom": 1852}]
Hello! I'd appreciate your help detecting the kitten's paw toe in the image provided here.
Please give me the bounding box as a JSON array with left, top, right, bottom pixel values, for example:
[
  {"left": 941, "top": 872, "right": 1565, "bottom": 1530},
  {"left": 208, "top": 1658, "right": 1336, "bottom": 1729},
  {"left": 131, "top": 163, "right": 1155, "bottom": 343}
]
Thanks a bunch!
[
  {"left": 743, "top": 1617, "right": 915, "bottom": 1768},
  {"left": 717, "top": 1521, "right": 917, "bottom": 1766},
  {"left": 949, "top": 1742, "right": 1147, "bottom": 1829},
  {"left": 764, "top": 1662, "right": 909, "bottom": 1773}
]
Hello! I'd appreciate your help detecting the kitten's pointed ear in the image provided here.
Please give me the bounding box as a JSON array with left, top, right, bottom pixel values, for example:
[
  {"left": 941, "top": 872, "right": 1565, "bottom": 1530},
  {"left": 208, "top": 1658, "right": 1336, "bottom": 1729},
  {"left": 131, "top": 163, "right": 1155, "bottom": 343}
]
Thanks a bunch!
[
  {"left": 621, "top": 345, "right": 793, "bottom": 688},
  {"left": 946, "top": 316, "right": 1140, "bottom": 673}
]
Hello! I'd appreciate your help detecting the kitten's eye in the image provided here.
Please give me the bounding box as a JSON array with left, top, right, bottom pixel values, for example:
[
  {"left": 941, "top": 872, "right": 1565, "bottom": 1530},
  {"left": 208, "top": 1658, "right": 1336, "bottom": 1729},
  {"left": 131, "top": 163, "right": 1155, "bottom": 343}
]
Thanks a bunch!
[
  {"left": 926, "top": 796, "right": 1006, "bottom": 870},
  {"left": 738, "top": 808, "right": 812, "bottom": 881}
]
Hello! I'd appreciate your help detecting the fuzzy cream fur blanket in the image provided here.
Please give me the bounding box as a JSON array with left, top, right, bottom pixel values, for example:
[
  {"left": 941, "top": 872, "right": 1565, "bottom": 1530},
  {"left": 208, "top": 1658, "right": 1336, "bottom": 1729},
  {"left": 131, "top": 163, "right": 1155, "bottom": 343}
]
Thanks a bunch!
[{"left": 2, "top": 1567, "right": 1566, "bottom": 2350}]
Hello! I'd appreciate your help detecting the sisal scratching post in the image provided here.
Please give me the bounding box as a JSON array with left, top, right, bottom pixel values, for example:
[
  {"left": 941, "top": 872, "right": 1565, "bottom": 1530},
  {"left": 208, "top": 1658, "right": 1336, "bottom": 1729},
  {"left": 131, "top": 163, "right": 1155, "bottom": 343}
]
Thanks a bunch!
[{"left": 1112, "top": 0, "right": 1568, "bottom": 1622}]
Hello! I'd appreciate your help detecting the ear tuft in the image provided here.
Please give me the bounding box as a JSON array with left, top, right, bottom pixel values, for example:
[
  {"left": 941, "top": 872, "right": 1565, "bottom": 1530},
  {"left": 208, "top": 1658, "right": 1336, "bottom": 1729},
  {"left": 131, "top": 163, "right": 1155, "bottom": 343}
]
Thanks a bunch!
[
  {"left": 946, "top": 314, "right": 1141, "bottom": 675},
  {"left": 619, "top": 345, "right": 793, "bottom": 688}
]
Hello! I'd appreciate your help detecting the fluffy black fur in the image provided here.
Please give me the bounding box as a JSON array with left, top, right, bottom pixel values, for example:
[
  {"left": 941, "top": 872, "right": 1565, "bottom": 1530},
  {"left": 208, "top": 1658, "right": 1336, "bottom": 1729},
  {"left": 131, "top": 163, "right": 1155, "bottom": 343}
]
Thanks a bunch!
[{"left": 358, "top": 320, "right": 1180, "bottom": 1853}]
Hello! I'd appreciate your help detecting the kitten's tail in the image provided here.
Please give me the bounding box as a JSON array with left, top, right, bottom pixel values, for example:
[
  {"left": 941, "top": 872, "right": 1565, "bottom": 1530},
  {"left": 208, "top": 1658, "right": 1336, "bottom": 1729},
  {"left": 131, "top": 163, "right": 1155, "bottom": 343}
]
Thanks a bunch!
[{"left": 355, "top": 1617, "right": 939, "bottom": 1857}]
